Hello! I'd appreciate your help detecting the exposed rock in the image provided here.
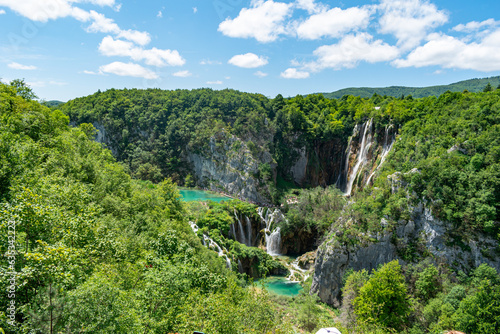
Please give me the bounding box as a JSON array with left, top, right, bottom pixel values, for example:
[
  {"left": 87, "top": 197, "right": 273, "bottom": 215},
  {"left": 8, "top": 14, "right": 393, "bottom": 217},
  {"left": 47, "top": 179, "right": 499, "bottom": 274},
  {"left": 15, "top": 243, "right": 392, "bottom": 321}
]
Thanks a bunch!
[
  {"left": 187, "top": 132, "right": 272, "bottom": 203},
  {"left": 297, "top": 251, "right": 317, "bottom": 270},
  {"left": 311, "top": 202, "right": 500, "bottom": 306}
]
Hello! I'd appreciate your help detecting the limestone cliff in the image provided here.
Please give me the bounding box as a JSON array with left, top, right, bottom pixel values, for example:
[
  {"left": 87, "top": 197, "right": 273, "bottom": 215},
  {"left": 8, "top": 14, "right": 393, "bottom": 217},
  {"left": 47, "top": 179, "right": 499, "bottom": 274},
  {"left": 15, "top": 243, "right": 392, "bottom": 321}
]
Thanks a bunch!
[{"left": 311, "top": 200, "right": 500, "bottom": 306}]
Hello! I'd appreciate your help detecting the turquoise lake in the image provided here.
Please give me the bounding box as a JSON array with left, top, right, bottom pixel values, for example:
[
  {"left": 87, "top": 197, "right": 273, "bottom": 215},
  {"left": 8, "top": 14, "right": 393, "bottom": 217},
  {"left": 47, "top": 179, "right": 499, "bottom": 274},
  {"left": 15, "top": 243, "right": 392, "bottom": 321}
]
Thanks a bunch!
[
  {"left": 179, "top": 189, "right": 229, "bottom": 202},
  {"left": 256, "top": 276, "right": 303, "bottom": 297}
]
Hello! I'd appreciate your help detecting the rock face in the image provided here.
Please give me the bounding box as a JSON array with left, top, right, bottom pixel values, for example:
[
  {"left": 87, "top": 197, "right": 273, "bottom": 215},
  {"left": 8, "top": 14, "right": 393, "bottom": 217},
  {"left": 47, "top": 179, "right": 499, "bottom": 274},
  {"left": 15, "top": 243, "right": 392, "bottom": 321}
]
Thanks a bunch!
[
  {"left": 311, "top": 201, "right": 500, "bottom": 306},
  {"left": 187, "top": 131, "right": 274, "bottom": 203}
]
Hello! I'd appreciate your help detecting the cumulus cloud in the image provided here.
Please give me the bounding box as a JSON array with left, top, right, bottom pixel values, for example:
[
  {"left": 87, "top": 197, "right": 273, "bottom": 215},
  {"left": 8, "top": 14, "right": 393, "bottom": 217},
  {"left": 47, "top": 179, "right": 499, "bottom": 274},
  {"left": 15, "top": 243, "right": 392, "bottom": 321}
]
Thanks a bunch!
[
  {"left": 218, "top": 0, "right": 293, "bottom": 43},
  {"left": 307, "top": 33, "right": 400, "bottom": 71},
  {"left": 294, "top": 0, "right": 327, "bottom": 14},
  {"left": 0, "top": 9, "right": 5, "bottom": 14},
  {"left": 8, "top": 62, "right": 37, "bottom": 70},
  {"left": 206, "top": 80, "right": 223, "bottom": 85},
  {"left": 280, "top": 68, "right": 309, "bottom": 79},
  {"left": 157, "top": 10, "right": 162, "bottom": 18},
  {"left": 172, "top": 70, "right": 192, "bottom": 77},
  {"left": 228, "top": 53, "right": 268, "bottom": 68},
  {"left": 254, "top": 70, "right": 268, "bottom": 77},
  {"left": 86, "top": 10, "right": 151, "bottom": 45},
  {"left": 296, "top": 6, "right": 372, "bottom": 40},
  {"left": 453, "top": 19, "right": 499, "bottom": 33},
  {"left": 378, "top": 0, "right": 448, "bottom": 50},
  {"left": 99, "top": 36, "right": 185, "bottom": 67},
  {"left": 393, "top": 30, "right": 500, "bottom": 71},
  {"left": 99, "top": 61, "right": 158, "bottom": 79}
]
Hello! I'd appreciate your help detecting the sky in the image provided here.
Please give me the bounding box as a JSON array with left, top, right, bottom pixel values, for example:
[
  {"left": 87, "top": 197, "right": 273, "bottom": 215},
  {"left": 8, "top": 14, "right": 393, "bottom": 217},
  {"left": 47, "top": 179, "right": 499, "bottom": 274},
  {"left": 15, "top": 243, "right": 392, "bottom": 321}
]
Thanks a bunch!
[{"left": 1, "top": 0, "right": 500, "bottom": 101}]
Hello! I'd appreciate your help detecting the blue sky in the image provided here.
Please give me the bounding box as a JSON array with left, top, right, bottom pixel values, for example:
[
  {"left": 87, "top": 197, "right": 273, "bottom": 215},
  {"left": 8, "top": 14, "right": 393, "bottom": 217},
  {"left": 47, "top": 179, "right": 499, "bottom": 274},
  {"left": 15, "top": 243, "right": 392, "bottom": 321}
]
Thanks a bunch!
[{"left": 1, "top": 0, "right": 500, "bottom": 101}]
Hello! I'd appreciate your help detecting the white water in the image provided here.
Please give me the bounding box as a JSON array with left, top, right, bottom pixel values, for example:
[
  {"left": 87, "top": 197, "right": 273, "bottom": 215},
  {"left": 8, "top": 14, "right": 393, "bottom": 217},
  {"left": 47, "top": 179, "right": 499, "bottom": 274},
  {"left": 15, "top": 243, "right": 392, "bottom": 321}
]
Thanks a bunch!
[
  {"left": 345, "top": 119, "right": 373, "bottom": 196},
  {"left": 365, "top": 124, "right": 395, "bottom": 186},
  {"left": 246, "top": 216, "right": 252, "bottom": 247},
  {"left": 257, "top": 207, "right": 284, "bottom": 256},
  {"left": 189, "top": 221, "right": 231, "bottom": 269},
  {"left": 287, "top": 258, "right": 308, "bottom": 281},
  {"left": 234, "top": 209, "right": 247, "bottom": 246}
]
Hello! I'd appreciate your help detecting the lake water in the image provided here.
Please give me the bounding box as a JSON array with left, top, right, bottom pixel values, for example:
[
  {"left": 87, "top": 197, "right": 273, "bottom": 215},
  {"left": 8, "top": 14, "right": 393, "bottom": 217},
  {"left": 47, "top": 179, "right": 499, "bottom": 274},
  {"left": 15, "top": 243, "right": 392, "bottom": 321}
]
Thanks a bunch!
[
  {"left": 179, "top": 189, "right": 229, "bottom": 202},
  {"left": 256, "top": 276, "right": 303, "bottom": 297}
]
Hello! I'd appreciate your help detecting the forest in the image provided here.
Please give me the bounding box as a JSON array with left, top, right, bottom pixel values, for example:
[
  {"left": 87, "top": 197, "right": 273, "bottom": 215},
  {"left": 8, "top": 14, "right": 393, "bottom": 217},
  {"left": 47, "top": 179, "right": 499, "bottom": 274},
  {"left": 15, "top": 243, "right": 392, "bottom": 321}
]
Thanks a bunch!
[{"left": 1, "top": 79, "right": 499, "bottom": 333}]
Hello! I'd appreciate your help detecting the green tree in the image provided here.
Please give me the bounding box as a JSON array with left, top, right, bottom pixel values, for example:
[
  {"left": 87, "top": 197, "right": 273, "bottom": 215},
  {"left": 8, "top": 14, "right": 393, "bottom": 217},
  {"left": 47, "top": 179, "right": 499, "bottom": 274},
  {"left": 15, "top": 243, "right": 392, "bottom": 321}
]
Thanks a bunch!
[
  {"left": 9, "top": 79, "right": 38, "bottom": 100},
  {"left": 354, "top": 260, "right": 410, "bottom": 330},
  {"left": 483, "top": 83, "right": 492, "bottom": 92}
]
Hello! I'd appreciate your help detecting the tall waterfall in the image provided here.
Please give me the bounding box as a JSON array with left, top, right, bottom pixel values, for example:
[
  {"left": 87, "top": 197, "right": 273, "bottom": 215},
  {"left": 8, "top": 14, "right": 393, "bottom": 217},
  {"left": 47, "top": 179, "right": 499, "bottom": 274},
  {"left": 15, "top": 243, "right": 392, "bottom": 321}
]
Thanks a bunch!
[
  {"left": 365, "top": 124, "right": 396, "bottom": 186},
  {"left": 345, "top": 119, "right": 373, "bottom": 196},
  {"left": 232, "top": 209, "right": 252, "bottom": 246},
  {"left": 257, "top": 207, "right": 284, "bottom": 256},
  {"left": 189, "top": 221, "right": 232, "bottom": 269}
]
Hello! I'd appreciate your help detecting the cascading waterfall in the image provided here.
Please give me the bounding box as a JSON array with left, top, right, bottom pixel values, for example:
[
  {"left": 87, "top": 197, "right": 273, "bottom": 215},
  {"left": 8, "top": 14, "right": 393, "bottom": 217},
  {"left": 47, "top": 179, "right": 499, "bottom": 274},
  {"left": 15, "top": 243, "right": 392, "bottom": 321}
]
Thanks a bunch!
[
  {"left": 189, "top": 221, "right": 231, "bottom": 269},
  {"left": 365, "top": 124, "right": 396, "bottom": 186},
  {"left": 245, "top": 216, "right": 252, "bottom": 247},
  {"left": 345, "top": 119, "right": 373, "bottom": 196},
  {"left": 238, "top": 259, "right": 243, "bottom": 273},
  {"left": 287, "top": 258, "right": 308, "bottom": 281},
  {"left": 257, "top": 207, "right": 283, "bottom": 256},
  {"left": 234, "top": 209, "right": 247, "bottom": 246}
]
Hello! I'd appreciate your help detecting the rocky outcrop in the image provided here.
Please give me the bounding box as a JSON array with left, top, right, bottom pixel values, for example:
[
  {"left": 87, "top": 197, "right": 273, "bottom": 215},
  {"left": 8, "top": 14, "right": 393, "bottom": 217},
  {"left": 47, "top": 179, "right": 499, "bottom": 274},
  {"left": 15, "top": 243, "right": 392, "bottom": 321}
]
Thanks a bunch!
[
  {"left": 187, "top": 131, "right": 275, "bottom": 203},
  {"left": 311, "top": 200, "right": 500, "bottom": 306}
]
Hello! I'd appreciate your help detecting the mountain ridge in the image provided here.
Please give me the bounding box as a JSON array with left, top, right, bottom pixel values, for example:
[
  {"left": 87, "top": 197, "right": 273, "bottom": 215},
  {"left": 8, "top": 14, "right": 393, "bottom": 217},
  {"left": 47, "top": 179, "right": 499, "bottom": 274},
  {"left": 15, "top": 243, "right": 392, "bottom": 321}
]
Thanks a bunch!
[{"left": 318, "top": 75, "right": 500, "bottom": 99}]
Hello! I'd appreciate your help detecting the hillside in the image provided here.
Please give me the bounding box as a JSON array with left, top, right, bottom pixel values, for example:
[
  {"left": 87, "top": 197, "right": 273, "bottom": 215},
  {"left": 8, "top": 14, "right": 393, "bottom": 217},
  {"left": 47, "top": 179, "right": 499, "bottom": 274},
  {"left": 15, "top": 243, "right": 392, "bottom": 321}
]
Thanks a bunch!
[
  {"left": 2, "top": 79, "right": 500, "bottom": 334},
  {"left": 320, "top": 75, "right": 500, "bottom": 99}
]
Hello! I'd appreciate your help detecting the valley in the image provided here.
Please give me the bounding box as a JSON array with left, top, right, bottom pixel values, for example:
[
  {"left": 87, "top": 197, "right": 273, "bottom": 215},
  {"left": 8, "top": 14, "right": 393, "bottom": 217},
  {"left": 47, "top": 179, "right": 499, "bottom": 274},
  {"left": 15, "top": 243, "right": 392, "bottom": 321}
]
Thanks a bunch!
[{"left": 1, "top": 79, "right": 500, "bottom": 333}]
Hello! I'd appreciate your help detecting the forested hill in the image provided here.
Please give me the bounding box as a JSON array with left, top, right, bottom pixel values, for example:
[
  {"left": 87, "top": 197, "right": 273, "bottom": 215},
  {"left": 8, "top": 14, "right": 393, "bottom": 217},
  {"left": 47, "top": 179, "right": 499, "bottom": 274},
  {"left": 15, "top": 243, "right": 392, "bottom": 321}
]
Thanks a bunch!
[{"left": 319, "top": 75, "right": 500, "bottom": 99}]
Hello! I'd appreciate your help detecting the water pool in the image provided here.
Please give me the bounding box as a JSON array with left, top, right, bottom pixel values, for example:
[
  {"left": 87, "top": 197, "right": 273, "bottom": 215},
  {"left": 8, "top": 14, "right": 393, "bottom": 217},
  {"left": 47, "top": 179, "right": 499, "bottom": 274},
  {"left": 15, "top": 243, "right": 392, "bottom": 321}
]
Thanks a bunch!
[
  {"left": 256, "top": 276, "right": 303, "bottom": 297},
  {"left": 179, "top": 189, "right": 230, "bottom": 202}
]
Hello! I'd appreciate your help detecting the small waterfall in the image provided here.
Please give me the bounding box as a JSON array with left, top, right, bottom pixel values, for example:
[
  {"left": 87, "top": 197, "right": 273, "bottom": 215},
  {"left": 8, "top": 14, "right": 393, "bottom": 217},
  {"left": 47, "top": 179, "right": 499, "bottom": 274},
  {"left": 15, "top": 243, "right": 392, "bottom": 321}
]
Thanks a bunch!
[
  {"left": 189, "top": 221, "right": 232, "bottom": 269},
  {"left": 366, "top": 124, "right": 396, "bottom": 186},
  {"left": 246, "top": 216, "right": 252, "bottom": 247},
  {"left": 345, "top": 119, "right": 373, "bottom": 196},
  {"left": 238, "top": 259, "right": 243, "bottom": 273},
  {"left": 287, "top": 258, "right": 308, "bottom": 281},
  {"left": 257, "top": 207, "right": 284, "bottom": 256},
  {"left": 234, "top": 209, "right": 247, "bottom": 246}
]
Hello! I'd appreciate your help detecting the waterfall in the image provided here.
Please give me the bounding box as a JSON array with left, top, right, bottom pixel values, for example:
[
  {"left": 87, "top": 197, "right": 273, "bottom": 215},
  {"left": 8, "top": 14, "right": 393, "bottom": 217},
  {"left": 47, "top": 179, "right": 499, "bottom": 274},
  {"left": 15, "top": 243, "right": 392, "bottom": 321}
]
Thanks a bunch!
[
  {"left": 189, "top": 221, "right": 232, "bottom": 269},
  {"left": 345, "top": 119, "right": 373, "bottom": 196},
  {"left": 238, "top": 259, "right": 243, "bottom": 273},
  {"left": 365, "top": 124, "right": 395, "bottom": 186},
  {"left": 287, "top": 258, "right": 308, "bottom": 281},
  {"left": 257, "top": 207, "right": 284, "bottom": 256},
  {"left": 234, "top": 209, "right": 247, "bottom": 246},
  {"left": 246, "top": 216, "right": 252, "bottom": 247}
]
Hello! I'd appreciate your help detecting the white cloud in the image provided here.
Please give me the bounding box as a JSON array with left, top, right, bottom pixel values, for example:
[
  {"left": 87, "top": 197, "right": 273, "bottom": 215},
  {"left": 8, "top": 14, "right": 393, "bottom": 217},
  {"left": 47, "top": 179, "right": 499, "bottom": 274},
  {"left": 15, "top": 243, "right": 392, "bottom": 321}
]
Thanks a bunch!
[
  {"left": 393, "top": 30, "right": 500, "bottom": 71},
  {"left": 200, "top": 59, "right": 222, "bottom": 65},
  {"left": 0, "top": 9, "right": 5, "bottom": 14},
  {"left": 99, "top": 61, "right": 158, "bottom": 79},
  {"left": 254, "top": 70, "right": 268, "bottom": 77},
  {"left": 280, "top": 68, "right": 309, "bottom": 79},
  {"left": 378, "top": 0, "right": 448, "bottom": 50},
  {"left": 173, "top": 70, "right": 192, "bottom": 77},
  {"left": 157, "top": 10, "right": 162, "bottom": 18},
  {"left": 218, "top": 0, "right": 293, "bottom": 43},
  {"left": 228, "top": 53, "right": 268, "bottom": 68},
  {"left": 193, "top": 7, "right": 197, "bottom": 14},
  {"left": 307, "top": 33, "right": 400, "bottom": 71},
  {"left": 113, "top": 3, "right": 121, "bottom": 12},
  {"left": 83, "top": 70, "right": 97, "bottom": 74},
  {"left": 453, "top": 19, "right": 499, "bottom": 33},
  {"left": 8, "top": 62, "right": 37, "bottom": 70},
  {"left": 99, "top": 36, "right": 185, "bottom": 67},
  {"left": 84, "top": 0, "right": 115, "bottom": 6},
  {"left": 207, "top": 80, "right": 223, "bottom": 85},
  {"left": 28, "top": 80, "right": 67, "bottom": 87},
  {"left": 86, "top": 10, "right": 151, "bottom": 45},
  {"left": 296, "top": 6, "right": 372, "bottom": 40},
  {"left": 294, "top": 0, "right": 326, "bottom": 14},
  {"left": 0, "top": 0, "right": 76, "bottom": 22}
]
